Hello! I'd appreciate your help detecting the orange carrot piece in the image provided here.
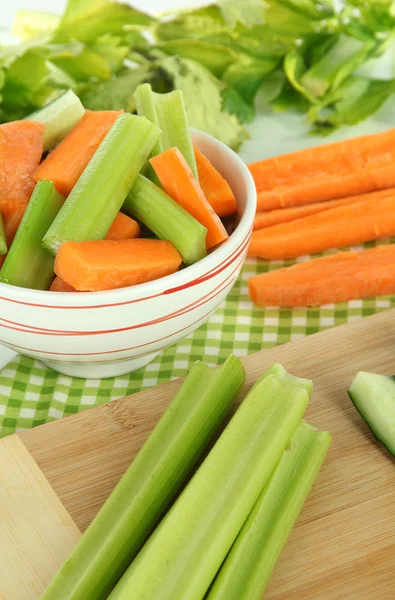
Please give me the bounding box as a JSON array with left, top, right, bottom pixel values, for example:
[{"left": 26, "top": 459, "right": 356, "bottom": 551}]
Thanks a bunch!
[
  {"left": 248, "top": 245, "right": 395, "bottom": 307},
  {"left": 0, "top": 120, "right": 44, "bottom": 216},
  {"left": 34, "top": 110, "right": 123, "bottom": 196},
  {"left": 194, "top": 146, "right": 237, "bottom": 217},
  {"left": 248, "top": 189, "right": 395, "bottom": 260},
  {"left": 0, "top": 207, "right": 26, "bottom": 267},
  {"left": 150, "top": 147, "right": 228, "bottom": 250},
  {"left": 249, "top": 128, "right": 395, "bottom": 211},
  {"left": 106, "top": 212, "right": 140, "bottom": 241},
  {"left": 55, "top": 239, "right": 182, "bottom": 291},
  {"left": 254, "top": 194, "right": 370, "bottom": 229},
  {"left": 50, "top": 276, "right": 77, "bottom": 293},
  {"left": 3, "top": 207, "right": 25, "bottom": 245}
]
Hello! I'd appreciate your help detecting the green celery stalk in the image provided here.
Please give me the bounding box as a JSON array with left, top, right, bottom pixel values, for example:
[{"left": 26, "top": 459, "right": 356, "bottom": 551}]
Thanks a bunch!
[
  {"left": 134, "top": 83, "right": 163, "bottom": 157},
  {"left": 207, "top": 421, "right": 331, "bottom": 600},
  {"left": 108, "top": 364, "right": 312, "bottom": 600},
  {"left": 42, "top": 355, "right": 245, "bottom": 600},
  {"left": 134, "top": 83, "right": 198, "bottom": 179},
  {"left": 301, "top": 35, "right": 373, "bottom": 98},
  {"left": 134, "top": 84, "right": 162, "bottom": 183},
  {"left": 25, "top": 89, "right": 85, "bottom": 151},
  {"left": 123, "top": 174, "right": 207, "bottom": 265},
  {"left": 0, "top": 215, "right": 7, "bottom": 255},
  {"left": 43, "top": 114, "right": 160, "bottom": 255},
  {"left": 0, "top": 181, "right": 64, "bottom": 290}
]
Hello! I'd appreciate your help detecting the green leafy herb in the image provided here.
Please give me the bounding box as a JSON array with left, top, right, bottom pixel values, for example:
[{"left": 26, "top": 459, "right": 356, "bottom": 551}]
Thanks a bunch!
[{"left": 3, "top": 0, "right": 395, "bottom": 143}]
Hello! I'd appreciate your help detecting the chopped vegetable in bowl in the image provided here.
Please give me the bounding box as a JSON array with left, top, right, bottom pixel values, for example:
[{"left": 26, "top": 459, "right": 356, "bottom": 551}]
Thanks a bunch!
[{"left": 0, "top": 86, "right": 237, "bottom": 292}]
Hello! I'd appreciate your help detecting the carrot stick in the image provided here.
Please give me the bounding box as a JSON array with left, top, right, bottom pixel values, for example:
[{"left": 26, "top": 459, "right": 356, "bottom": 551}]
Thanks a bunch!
[
  {"left": 0, "top": 120, "right": 44, "bottom": 216},
  {"left": 248, "top": 245, "right": 395, "bottom": 307},
  {"left": 194, "top": 147, "right": 237, "bottom": 217},
  {"left": 150, "top": 148, "right": 228, "bottom": 250},
  {"left": 254, "top": 194, "right": 370, "bottom": 229},
  {"left": 50, "top": 276, "right": 77, "bottom": 293},
  {"left": 0, "top": 207, "right": 26, "bottom": 268},
  {"left": 34, "top": 110, "right": 123, "bottom": 196},
  {"left": 54, "top": 239, "right": 182, "bottom": 291},
  {"left": 248, "top": 189, "right": 395, "bottom": 259},
  {"left": 249, "top": 128, "right": 395, "bottom": 211},
  {"left": 106, "top": 212, "right": 140, "bottom": 241}
]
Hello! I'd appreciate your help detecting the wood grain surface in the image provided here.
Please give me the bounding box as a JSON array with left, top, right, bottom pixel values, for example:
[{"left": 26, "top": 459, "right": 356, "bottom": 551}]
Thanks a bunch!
[
  {"left": 0, "top": 436, "right": 80, "bottom": 599},
  {"left": 2, "top": 307, "right": 395, "bottom": 599}
]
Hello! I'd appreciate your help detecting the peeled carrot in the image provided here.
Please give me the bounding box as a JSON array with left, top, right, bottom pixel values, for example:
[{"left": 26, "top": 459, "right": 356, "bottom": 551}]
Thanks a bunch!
[
  {"left": 249, "top": 128, "right": 395, "bottom": 211},
  {"left": 106, "top": 212, "right": 140, "bottom": 241},
  {"left": 0, "top": 207, "right": 26, "bottom": 268},
  {"left": 49, "top": 276, "right": 77, "bottom": 293},
  {"left": 254, "top": 194, "right": 371, "bottom": 230},
  {"left": 248, "top": 245, "right": 395, "bottom": 307},
  {"left": 194, "top": 147, "right": 237, "bottom": 217},
  {"left": 0, "top": 120, "right": 44, "bottom": 216},
  {"left": 248, "top": 189, "right": 395, "bottom": 259},
  {"left": 150, "top": 148, "right": 228, "bottom": 250},
  {"left": 55, "top": 239, "right": 182, "bottom": 292},
  {"left": 34, "top": 110, "right": 123, "bottom": 196}
]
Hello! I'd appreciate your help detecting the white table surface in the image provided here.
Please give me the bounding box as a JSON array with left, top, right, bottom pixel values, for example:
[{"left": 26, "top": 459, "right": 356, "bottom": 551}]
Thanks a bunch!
[{"left": 1, "top": 0, "right": 395, "bottom": 370}]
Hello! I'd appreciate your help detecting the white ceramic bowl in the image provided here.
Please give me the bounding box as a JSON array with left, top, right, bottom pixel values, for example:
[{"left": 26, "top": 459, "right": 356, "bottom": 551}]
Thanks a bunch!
[{"left": 0, "top": 130, "right": 256, "bottom": 378}]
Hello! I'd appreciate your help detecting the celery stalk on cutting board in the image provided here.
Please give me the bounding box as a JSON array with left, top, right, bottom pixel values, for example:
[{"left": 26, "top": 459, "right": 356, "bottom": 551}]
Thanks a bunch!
[
  {"left": 0, "top": 215, "right": 7, "bottom": 255},
  {"left": 208, "top": 421, "right": 331, "bottom": 600},
  {"left": 43, "top": 113, "right": 160, "bottom": 255},
  {"left": 108, "top": 364, "right": 312, "bottom": 600},
  {"left": 41, "top": 355, "right": 245, "bottom": 600},
  {"left": 0, "top": 180, "right": 64, "bottom": 290},
  {"left": 25, "top": 89, "right": 85, "bottom": 151},
  {"left": 123, "top": 174, "right": 207, "bottom": 265},
  {"left": 134, "top": 83, "right": 198, "bottom": 179}
]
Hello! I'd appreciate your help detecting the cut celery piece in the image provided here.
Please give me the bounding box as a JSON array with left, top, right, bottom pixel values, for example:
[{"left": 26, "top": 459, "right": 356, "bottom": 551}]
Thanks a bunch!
[
  {"left": 0, "top": 181, "right": 64, "bottom": 290},
  {"left": 0, "top": 215, "right": 7, "bottom": 255},
  {"left": 123, "top": 174, "right": 207, "bottom": 265},
  {"left": 134, "top": 83, "right": 163, "bottom": 158},
  {"left": 42, "top": 355, "right": 245, "bottom": 600},
  {"left": 108, "top": 364, "right": 311, "bottom": 600},
  {"left": 208, "top": 421, "right": 331, "bottom": 600},
  {"left": 25, "top": 89, "right": 85, "bottom": 151},
  {"left": 134, "top": 83, "right": 198, "bottom": 179},
  {"left": 43, "top": 114, "right": 160, "bottom": 255}
]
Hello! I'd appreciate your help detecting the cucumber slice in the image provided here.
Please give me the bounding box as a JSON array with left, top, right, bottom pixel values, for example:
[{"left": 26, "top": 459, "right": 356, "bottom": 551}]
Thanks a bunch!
[
  {"left": 348, "top": 371, "right": 395, "bottom": 455},
  {"left": 25, "top": 89, "right": 85, "bottom": 151}
]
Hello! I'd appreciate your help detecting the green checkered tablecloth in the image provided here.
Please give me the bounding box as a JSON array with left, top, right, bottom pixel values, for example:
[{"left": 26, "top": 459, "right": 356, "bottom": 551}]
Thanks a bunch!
[{"left": 0, "top": 252, "right": 393, "bottom": 438}]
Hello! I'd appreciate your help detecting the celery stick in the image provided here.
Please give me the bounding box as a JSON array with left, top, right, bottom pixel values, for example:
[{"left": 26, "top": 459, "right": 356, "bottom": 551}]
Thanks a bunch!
[
  {"left": 42, "top": 355, "right": 245, "bottom": 600},
  {"left": 124, "top": 174, "right": 207, "bottom": 265},
  {"left": 108, "top": 364, "right": 311, "bottom": 600},
  {"left": 0, "top": 215, "right": 7, "bottom": 255},
  {"left": 134, "top": 84, "right": 162, "bottom": 183},
  {"left": 43, "top": 114, "right": 160, "bottom": 255},
  {"left": 134, "top": 83, "right": 198, "bottom": 179},
  {"left": 208, "top": 421, "right": 331, "bottom": 600},
  {"left": 134, "top": 83, "right": 163, "bottom": 158},
  {"left": 25, "top": 89, "right": 85, "bottom": 151},
  {"left": 0, "top": 181, "right": 64, "bottom": 290}
]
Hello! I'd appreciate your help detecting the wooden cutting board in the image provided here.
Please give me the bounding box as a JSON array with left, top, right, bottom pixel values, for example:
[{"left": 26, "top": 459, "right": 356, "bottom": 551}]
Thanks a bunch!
[{"left": 1, "top": 308, "right": 395, "bottom": 600}]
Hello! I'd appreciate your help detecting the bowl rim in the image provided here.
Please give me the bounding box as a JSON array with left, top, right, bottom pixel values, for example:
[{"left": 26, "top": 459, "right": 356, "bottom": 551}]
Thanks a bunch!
[{"left": 0, "top": 129, "right": 256, "bottom": 307}]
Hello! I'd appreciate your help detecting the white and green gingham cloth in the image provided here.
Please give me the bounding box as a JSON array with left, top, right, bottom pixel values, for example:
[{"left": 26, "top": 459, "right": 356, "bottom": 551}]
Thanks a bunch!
[{"left": 0, "top": 246, "right": 393, "bottom": 438}]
